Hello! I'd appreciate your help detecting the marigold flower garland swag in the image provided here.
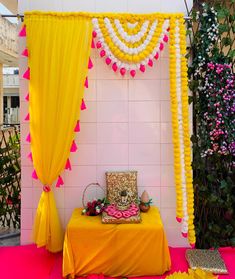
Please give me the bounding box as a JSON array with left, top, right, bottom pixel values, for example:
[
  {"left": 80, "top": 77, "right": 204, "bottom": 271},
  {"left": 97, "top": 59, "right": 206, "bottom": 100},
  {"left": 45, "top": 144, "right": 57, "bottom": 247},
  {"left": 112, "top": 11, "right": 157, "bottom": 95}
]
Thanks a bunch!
[{"left": 20, "top": 11, "right": 195, "bottom": 251}]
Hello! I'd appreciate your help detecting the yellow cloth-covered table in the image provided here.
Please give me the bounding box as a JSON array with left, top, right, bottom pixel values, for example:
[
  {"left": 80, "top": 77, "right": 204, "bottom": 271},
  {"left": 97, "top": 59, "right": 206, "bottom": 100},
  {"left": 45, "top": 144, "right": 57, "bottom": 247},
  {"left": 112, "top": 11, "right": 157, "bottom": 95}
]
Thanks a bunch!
[{"left": 63, "top": 206, "right": 171, "bottom": 278}]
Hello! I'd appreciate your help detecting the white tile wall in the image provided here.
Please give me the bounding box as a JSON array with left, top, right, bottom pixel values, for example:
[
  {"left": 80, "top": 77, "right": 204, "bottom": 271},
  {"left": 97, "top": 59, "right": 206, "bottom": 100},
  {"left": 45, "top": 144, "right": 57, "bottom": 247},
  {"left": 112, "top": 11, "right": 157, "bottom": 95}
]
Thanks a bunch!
[{"left": 19, "top": 0, "right": 192, "bottom": 247}]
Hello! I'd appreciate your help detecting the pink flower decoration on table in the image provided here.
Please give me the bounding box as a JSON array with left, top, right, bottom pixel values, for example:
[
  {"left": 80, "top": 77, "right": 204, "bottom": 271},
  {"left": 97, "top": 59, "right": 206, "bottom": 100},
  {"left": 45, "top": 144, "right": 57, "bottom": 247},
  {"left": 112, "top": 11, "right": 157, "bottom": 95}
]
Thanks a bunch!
[
  {"left": 114, "top": 212, "right": 123, "bottom": 219},
  {"left": 105, "top": 203, "right": 139, "bottom": 218}
]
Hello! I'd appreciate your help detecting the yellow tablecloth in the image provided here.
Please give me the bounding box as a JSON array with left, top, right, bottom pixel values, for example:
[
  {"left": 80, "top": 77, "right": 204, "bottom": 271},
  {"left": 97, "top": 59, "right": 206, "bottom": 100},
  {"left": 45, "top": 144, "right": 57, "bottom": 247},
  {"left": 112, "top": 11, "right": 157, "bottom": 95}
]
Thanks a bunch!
[{"left": 63, "top": 206, "right": 171, "bottom": 278}]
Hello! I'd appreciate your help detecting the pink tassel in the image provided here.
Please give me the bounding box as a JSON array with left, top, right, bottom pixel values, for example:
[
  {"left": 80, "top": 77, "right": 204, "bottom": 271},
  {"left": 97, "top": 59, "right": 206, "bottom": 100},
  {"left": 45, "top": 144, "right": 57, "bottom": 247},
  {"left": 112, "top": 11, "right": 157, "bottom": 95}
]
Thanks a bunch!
[
  {"left": 26, "top": 133, "right": 31, "bottom": 143},
  {"left": 56, "top": 175, "right": 64, "bottom": 188},
  {"left": 105, "top": 57, "right": 111, "bottom": 65},
  {"left": 120, "top": 68, "right": 126, "bottom": 76},
  {"left": 100, "top": 49, "right": 106, "bottom": 57},
  {"left": 139, "top": 64, "right": 146, "bottom": 73},
  {"left": 21, "top": 48, "right": 29, "bottom": 57},
  {"left": 163, "top": 35, "right": 169, "bottom": 43},
  {"left": 27, "top": 152, "right": 33, "bottom": 161},
  {"left": 65, "top": 159, "right": 72, "bottom": 171},
  {"left": 18, "top": 25, "right": 26, "bottom": 37},
  {"left": 182, "top": 232, "right": 188, "bottom": 238},
  {"left": 23, "top": 68, "right": 30, "bottom": 80},
  {"left": 91, "top": 38, "right": 95, "bottom": 49},
  {"left": 160, "top": 42, "right": 164, "bottom": 51},
  {"left": 130, "top": 70, "right": 136, "bottom": 78},
  {"left": 25, "top": 93, "right": 29, "bottom": 101},
  {"left": 112, "top": 63, "right": 118, "bottom": 72},
  {"left": 84, "top": 77, "right": 88, "bottom": 88},
  {"left": 74, "top": 120, "right": 80, "bottom": 132},
  {"left": 148, "top": 59, "right": 153, "bottom": 67},
  {"left": 81, "top": 99, "right": 86, "bottom": 110},
  {"left": 24, "top": 113, "right": 30, "bottom": 121},
  {"left": 96, "top": 41, "right": 102, "bottom": 49},
  {"left": 154, "top": 52, "right": 159, "bottom": 60},
  {"left": 32, "top": 169, "right": 38, "bottom": 180},
  {"left": 92, "top": 30, "right": 97, "bottom": 38},
  {"left": 88, "top": 58, "right": 93, "bottom": 69},
  {"left": 190, "top": 243, "right": 195, "bottom": 249},
  {"left": 70, "top": 140, "right": 77, "bottom": 152}
]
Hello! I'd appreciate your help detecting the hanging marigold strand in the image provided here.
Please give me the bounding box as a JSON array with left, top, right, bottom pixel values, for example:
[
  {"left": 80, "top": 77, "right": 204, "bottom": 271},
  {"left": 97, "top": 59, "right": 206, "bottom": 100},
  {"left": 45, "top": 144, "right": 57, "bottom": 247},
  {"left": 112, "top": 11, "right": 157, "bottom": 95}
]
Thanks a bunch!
[
  {"left": 179, "top": 17, "right": 195, "bottom": 246},
  {"left": 169, "top": 16, "right": 183, "bottom": 221}
]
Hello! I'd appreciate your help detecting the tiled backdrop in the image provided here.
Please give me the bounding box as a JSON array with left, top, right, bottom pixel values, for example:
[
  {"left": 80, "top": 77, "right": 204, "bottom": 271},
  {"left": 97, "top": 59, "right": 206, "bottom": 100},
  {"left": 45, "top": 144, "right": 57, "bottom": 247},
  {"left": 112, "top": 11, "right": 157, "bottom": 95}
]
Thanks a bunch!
[{"left": 19, "top": 0, "right": 193, "bottom": 246}]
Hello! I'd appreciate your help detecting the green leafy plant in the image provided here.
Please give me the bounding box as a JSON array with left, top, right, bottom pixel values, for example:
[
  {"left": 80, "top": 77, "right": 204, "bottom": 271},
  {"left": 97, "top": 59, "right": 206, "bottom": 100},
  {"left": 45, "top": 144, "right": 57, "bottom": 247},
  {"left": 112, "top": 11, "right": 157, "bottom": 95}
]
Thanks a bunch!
[
  {"left": 185, "top": 1, "right": 235, "bottom": 248},
  {"left": 0, "top": 126, "right": 21, "bottom": 229}
]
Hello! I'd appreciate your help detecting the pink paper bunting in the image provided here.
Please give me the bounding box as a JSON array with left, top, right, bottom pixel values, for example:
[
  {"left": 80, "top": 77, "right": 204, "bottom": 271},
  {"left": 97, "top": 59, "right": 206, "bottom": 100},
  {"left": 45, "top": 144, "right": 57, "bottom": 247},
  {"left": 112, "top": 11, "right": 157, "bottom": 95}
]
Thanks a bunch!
[
  {"left": 21, "top": 48, "right": 29, "bottom": 57},
  {"left": 26, "top": 133, "right": 31, "bottom": 143},
  {"left": 18, "top": 25, "right": 26, "bottom": 37},
  {"left": 74, "top": 120, "right": 80, "bottom": 132},
  {"left": 81, "top": 99, "right": 86, "bottom": 110},
  {"left": 91, "top": 38, "right": 95, "bottom": 49},
  {"left": 27, "top": 152, "right": 33, "bottom": 161},
  {"left": 23, "top": 68, "right": 30, "bottom": 80},
  {"left": 70, "top": 140, "right": 77, "bottom": 152},
  {"left": 25, "top": 93, "right": 29, "bottom": 102},
  {"left": 56, "top": 175, "right": 64, "bottom": 188},
  {"left": 84, "top": 77, "right": 88, "bottom": 88},
  {"left": 88, "top": 58, "right": 93, "bottom": 69},
  {"left": 65, "top": 159, "right": 72, "bottom": 171},
  {"left": 32, "top": 169, "right": 38, "bottom": 180},
  {"left": 24, "top": 113, "right": 30, "bottom": 121}
]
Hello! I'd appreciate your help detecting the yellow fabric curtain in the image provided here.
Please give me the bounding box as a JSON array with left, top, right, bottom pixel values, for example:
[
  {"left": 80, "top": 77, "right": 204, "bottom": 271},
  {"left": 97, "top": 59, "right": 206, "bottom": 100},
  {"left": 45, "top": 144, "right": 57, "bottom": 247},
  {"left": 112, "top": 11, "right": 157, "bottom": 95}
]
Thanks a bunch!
[{"left": 24, "top": 13, "right": 92, "bottom": 252}]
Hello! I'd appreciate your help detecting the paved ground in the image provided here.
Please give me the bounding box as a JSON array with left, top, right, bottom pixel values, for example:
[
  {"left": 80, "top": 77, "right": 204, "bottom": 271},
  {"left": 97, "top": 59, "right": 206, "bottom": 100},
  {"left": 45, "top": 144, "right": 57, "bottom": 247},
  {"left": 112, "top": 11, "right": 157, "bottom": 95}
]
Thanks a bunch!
[
  {"left": 0, "top": 228, "right": 20, "bottom": 246},
  {"left": 0, "top": 235, "right": 20, "bottom": 246}
]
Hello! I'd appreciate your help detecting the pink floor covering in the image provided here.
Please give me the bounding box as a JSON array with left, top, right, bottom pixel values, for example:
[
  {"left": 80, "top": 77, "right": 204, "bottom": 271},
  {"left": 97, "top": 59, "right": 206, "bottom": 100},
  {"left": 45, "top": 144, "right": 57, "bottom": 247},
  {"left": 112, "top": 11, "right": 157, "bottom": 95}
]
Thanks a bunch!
[{"left": 0, "top": 245, "right": 234, "bottom": 279}]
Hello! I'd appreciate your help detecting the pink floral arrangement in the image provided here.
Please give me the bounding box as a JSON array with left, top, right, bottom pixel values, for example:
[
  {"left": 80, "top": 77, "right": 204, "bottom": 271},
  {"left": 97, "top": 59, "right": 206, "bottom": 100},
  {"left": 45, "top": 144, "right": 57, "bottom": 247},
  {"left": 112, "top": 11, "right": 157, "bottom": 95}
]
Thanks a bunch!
[
  {"left": 104, "top": 203, "right": 139, "bottom": 219},
  {"left": 82, "top": 199, "right": 106, "bottom": 216}
]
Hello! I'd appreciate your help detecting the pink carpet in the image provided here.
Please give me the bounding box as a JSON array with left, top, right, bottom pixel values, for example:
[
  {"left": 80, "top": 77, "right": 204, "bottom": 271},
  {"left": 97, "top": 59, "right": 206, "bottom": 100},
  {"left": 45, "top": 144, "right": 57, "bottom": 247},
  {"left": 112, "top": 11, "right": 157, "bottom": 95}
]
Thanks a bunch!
[{"left": 0, "top": 245, "right": 234, "bottom": 278}]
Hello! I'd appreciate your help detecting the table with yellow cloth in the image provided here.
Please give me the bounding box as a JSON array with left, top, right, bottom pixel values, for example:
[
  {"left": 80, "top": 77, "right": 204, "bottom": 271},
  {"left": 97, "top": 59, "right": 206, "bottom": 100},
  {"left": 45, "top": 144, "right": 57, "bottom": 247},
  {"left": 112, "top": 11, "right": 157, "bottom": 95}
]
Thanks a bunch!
[{"left": 63, "top": 206, "right": 171, "bottom": 278}]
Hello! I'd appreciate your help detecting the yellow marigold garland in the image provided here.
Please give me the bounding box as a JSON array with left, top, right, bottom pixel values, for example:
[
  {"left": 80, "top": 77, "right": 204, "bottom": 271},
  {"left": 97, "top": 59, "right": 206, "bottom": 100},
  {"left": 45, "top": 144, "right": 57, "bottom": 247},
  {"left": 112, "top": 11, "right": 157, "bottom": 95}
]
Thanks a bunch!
[
  {"left": 97, "top": 18, "right": 165, "bottom": 63},
  {"left": 169, "top": 16, "right": 183, "bottom": 220},
  {"left": 110, "top": 18, "right": 151, "bottom": 49},
  {"left": 178, "top": 18, "right": 195, "bottom": 246},
  {"left": 123, "top": 20, "right": 143, "bottom": 35},
  {"left": 166, "top": 269, "right": 217, "bottom": 279}
]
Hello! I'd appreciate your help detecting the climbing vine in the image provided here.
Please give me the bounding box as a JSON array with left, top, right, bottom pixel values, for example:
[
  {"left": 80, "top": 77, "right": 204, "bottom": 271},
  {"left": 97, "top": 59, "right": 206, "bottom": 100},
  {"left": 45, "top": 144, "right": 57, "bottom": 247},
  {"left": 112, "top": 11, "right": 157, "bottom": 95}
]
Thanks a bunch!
[{"left": 186, "top": 0, "right": 235, "bottom": 248}]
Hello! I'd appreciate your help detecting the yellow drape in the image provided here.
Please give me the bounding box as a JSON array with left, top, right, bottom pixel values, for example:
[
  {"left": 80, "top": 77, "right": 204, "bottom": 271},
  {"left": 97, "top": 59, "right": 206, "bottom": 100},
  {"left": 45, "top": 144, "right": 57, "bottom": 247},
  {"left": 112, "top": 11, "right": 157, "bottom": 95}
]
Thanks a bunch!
[{"left": 24, "top": 13, "right": 92, "bottom": 252}]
